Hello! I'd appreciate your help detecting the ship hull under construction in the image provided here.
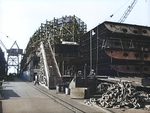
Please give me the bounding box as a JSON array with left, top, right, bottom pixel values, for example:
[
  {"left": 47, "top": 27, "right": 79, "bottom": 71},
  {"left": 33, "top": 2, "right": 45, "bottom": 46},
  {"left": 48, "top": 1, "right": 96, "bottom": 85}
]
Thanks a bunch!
[{"left": 79, "top": 21, "right": 150, "bottom": 77}]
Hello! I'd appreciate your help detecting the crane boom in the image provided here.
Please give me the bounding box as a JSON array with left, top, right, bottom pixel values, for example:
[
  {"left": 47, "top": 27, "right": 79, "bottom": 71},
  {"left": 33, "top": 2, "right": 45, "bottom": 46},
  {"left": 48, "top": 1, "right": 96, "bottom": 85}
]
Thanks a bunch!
[
  {"left": 118, "top": 0, "right": 138, "bottom": 23},
  {"left": 0, "top": 40, "right": 7, "bottom": 50}
]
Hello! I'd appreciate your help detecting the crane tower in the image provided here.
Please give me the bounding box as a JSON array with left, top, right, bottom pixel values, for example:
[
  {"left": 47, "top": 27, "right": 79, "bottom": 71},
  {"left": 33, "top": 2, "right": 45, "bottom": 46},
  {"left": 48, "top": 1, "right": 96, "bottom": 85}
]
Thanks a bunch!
[{"left": 7, "top": 41, "right": 23, "bottom": 74}]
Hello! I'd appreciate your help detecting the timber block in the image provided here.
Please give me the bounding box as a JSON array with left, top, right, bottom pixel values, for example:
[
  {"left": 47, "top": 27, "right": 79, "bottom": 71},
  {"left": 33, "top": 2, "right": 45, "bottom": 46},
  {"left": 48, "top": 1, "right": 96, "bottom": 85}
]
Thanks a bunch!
[
  {"left": 142, "top": 79, "right": 150, "bottom": 86},
  {"left": 70, "top": 87, "right": 89, "bottom": 99}
]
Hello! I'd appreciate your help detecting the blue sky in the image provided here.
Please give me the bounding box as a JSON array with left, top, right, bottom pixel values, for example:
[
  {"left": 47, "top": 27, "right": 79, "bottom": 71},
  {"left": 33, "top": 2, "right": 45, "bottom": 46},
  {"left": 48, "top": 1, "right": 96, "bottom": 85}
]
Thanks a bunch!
[{"left": 0, "top": 0, "right": 150, "bottom": 73}]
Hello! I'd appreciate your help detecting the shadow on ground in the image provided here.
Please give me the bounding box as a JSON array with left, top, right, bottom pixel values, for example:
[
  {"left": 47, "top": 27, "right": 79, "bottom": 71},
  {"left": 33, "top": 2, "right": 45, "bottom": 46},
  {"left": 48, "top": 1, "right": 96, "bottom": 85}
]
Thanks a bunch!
[
  {"left": 3, "top": 76, "right": 25, "bottom": 83},
  {"left": 0, "top": 101, "right": 2, "bottom": 113},
  {"left": 1, "top": 90, "right": 20, "bottom": 99}
]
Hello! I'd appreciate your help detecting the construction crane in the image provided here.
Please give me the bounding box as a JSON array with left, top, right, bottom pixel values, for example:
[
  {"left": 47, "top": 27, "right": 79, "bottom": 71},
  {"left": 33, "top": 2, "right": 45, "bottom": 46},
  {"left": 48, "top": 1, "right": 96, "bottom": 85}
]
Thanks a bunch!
[
  {"left": 118, "top": 0, "right": 138, "bottom": 23},
  {"left": 0, "top": 36, "right": 23, "bottom": 74}
]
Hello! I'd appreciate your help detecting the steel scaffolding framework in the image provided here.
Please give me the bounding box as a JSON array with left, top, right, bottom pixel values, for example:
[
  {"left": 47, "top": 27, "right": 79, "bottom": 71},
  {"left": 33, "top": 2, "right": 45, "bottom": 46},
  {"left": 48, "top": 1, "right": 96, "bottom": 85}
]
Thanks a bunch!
[
  {"left": 21, "top": 15, "right": 87, "bottom": 71},
  {"left": 20, "top": 15, "right": 87, "bottom": 88}
]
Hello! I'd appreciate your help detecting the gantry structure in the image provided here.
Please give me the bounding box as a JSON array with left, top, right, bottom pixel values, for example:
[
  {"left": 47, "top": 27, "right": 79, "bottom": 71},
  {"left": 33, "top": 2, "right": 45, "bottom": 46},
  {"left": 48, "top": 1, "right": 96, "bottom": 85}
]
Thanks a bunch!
[
  {"left": 21, "top": 15, "right": 87, "bottom": 88},
  {"left": 7, "top": 41, "right": 23, "bottom": 74}
]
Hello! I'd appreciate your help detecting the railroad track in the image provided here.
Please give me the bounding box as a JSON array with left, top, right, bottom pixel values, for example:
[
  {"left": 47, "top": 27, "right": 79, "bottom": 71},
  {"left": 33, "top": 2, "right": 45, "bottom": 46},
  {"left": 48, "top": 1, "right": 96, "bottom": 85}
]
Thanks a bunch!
[{"left": 27, "top": 82, "right": 85, "bottom": 113}]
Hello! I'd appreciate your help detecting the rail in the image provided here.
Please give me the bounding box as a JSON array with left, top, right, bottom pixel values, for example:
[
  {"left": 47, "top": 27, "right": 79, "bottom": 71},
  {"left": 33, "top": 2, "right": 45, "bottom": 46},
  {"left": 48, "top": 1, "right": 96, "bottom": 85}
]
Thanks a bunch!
[{"left": 27, "top": 82, "right": 85, "bottom": 113}]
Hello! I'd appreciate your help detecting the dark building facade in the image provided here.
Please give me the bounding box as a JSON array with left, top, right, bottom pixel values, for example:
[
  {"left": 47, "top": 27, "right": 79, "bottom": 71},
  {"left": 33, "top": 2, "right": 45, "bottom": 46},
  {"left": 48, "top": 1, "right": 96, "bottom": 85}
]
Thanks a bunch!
[{"left": 0, "top": 47, "right": 6, "bottom": 76}]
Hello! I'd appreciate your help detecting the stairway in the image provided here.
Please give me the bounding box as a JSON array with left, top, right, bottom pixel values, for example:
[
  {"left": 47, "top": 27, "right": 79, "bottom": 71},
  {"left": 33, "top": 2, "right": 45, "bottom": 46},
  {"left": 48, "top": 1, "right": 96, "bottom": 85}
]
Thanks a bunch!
[{"left": 40, "top": 41, "right": 62, "bottom": 89}]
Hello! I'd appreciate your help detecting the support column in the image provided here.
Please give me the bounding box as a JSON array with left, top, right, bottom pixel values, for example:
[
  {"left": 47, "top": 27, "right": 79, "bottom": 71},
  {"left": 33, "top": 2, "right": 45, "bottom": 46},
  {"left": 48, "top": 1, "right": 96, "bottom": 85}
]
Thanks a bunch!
[{"left": 62, "top": 61, "right": 64, "bottom": 76}]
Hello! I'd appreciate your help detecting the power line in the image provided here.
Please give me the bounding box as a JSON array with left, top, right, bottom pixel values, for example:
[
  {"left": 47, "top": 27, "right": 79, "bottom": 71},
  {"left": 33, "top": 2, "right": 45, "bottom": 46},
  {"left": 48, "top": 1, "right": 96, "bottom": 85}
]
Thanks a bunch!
[{"left": 0, "top": 31, "right": 15, "bottom": 41}]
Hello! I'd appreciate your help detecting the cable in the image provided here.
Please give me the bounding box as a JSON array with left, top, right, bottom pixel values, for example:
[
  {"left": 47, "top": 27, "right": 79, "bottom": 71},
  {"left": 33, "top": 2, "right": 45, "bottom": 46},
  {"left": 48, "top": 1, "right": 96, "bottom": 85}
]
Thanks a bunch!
[
  {"left": 0, "top": 31, "right": 15, "bottom": 41},
  {"left": 0, "top": 32, "right": 8, "bottom": 38},
  {"left": 104, "top": 0, "right": 131, "bottom": 21}
]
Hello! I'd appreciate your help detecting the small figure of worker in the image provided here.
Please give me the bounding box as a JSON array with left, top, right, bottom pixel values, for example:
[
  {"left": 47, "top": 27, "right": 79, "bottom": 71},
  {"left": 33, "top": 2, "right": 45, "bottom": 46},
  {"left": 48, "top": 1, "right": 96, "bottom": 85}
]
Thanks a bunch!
[
  {"left": 34, "top": 75, "right": 39, "bottom": 85},
  {"left": 89, "top": 69, "right": 95, "bottom": 77}
]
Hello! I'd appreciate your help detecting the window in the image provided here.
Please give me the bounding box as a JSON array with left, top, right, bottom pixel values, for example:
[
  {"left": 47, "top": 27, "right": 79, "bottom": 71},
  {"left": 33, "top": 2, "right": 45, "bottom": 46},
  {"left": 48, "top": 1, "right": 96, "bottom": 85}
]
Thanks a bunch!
[
  {"left": 133, "top": 30, "right": 138, "bottom": 34},
  {"left": 114, "top": 42, "right": 120, "bottom": 46},
  {"left": 144, "top": 54, "right": 148, "bottom": 58},
  {"left": 135, "top": 53, "right": 139, "bottom": 58},
  {"left": 122, "top": 28, "right": 127, "bottom": 33},
  {"left": 123, "top": 53, "right": 128, "bottom": 57},
  {"left": 142, "top": 30, "right": 147, "bottom": 34}
]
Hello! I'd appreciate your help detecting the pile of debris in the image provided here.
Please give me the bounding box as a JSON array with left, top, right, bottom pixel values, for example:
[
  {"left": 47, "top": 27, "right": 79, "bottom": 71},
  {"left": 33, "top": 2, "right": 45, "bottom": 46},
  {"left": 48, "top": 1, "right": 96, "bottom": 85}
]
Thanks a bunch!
[{"left": 85, "top": 82, "right": 148, "bottom": 109}]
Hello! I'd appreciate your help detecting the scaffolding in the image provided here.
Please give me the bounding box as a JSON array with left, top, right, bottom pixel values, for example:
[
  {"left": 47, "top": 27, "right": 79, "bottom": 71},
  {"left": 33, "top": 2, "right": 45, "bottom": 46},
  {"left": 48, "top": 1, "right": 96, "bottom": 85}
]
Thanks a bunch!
[
  {"left": 25, "top": 15, "right": 86, "bottom": 55},
  {"left": 21, "top": 15, "right": 87, "bottom": 67},
  {"left": 20, "top": 15, "right": 87, "bottom": 88}
]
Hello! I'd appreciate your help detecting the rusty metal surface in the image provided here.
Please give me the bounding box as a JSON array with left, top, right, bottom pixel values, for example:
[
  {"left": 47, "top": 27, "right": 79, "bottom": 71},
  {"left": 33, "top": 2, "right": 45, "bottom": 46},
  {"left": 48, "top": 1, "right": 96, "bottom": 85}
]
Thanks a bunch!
[
  {"left": 105, "top": 50, "right": 150, "bottom": 61},
  {"left": 104, "top": 22, "right": 150, "bottom": 36}
]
